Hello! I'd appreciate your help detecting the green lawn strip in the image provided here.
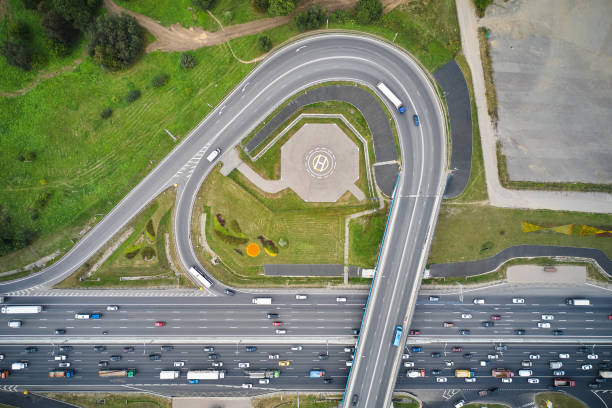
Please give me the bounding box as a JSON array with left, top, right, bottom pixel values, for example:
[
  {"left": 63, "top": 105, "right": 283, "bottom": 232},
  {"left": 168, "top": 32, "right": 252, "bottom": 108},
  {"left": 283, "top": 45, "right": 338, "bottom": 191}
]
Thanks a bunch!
[
  {"left": 42, "top": 393, "right": 171, "bottom": 408},
  {"left": 0, "top": 42, "right": 255, "bottom": 272},
  {"left": 253, "top": 394, "right": 343, "bottom": 408},
  {"left": 534, "top": 392, "right": 588, "bottom": 408},
  {"left": 428, "top": 204, "right": 612, "bottom": 265},
  {"left": 349, "top": 208, "right": 388, "bottom": 268},
  {"left": 392, "top": 395, "right": 420, "bottom": 408},
  {"left": 0, "top": 0, "right": 87, "bottom": 92},
  {"left": 0, "top": 269, "right": 35, "bottom": 283},
  {"left": 423, "top": 268, "right": 505, "bottom": 286},
  {"left": 349, "top": 276, "right": 373, "bottom": 285}
]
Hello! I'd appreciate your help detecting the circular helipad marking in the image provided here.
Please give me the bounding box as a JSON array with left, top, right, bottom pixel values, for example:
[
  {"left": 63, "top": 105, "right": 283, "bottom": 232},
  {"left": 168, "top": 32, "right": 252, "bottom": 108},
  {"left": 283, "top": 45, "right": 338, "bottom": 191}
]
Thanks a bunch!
[{"left": 305, "top": 147, "right": 336, "bottom": 179}]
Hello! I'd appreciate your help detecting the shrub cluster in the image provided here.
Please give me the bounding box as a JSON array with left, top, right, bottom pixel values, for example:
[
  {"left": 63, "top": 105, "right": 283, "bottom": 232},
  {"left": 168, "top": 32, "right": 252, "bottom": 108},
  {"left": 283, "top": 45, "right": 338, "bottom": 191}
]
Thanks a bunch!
[
  {"left": 268, "top": 0, "right": 295, "bottom": 16},
  {"left": 180, "top": 53, "right": 197, "bottom": 69},
  {"left": 89, "top": 13, "right": 145, "bottom": 70},
  {"left": 100, "top": 107, "right": 112, "bottom": 119},
  {"left": 257, "top": 35, "right": 272, "bottom": 52},
  {"left": 295, "top": 5, "right": 326, "bottom": 31},
  {"left": 126, "top": 89, "right": 141, "bottom": 103},
  {"left": 152, "top": 74, "right": 169, "bottom": 88}
]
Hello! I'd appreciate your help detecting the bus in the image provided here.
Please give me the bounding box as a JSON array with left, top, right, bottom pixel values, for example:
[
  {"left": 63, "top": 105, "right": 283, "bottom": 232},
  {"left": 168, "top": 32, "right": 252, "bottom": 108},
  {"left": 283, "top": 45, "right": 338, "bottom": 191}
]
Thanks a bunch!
[
  {"left": 455, "top": 369, "right": 475, "bottom": 378},
  {"left": 188, "top": 266, "right": 213, "bottom": 288},
  {"left": 309, "top": 369, "right": 325, "bottom": 378},
  {"left": 393, "top": 325, "right": 403, "bottom": 347},
  {"left": 600, "top": 371, "right": 612, "bottom": 378}
]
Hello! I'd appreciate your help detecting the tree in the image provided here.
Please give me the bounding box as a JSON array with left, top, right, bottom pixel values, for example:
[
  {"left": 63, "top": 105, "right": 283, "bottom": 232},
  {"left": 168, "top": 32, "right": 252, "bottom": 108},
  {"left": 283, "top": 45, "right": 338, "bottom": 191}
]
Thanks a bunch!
[
  {"left": 88, "top": 13, "right": 145, "bottom": 70},
  {"left": 252, "top": 0, "right": 269, "bottom": 13},
  {"left": 8, "top": 20, "right": 31, "bottom": 43},
  {"left": 0, "top": 41, "right": 33, "bottom": 70},
  {"left": 192, "top": 0, "right": 216, "bottom": 11},
  {"left": 257, "top": 35, "right": 272, "bottom": 52},
  {"left": 180, "top": 52, "right": 196, "bottom": 69},
  {"left": 42, "top": 10, "right": 79, "bottom": 45},
  {"left": 355, "top": 0, "right": 382, "bottom": 24},
  {"left": 268, "top": 0, "right": 295, "bottom": 16},
  {"left": 52, "top": 0, "right": 101, "bottom": 32},
  {"left": 21, "top": 0, "right": 41, "bottom": 10},
  {"left": 295, "top": 5, "right": 326, "bottom": 31},
  {"left": 473, "top": 0, "right": 493, "bottom": 17},
  {"left": 151, "top": 73, "right": 169, "bottom": 88}
]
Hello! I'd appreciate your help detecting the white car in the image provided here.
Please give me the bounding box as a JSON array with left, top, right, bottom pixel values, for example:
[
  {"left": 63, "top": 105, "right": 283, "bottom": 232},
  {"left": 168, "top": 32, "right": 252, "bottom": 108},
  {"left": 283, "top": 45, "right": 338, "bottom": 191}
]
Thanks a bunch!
[
  {"left": 537, "top": 322, "right": 551, "bottom": 328},
  {"left": 241, "top": 383, "right": 252, "bottom": 389},
  {"left": 268, "top": 354, "right": 279, "bottom": 360},
  {"left": 488, "top": 354, "right": 499, "bottom": 360},
  {"left": 529, "top": 354, "right": 540, "bottom": 360},
  {"left": 588, "top": 354, "right": 599, "bottom": 360},
  {"left": 259, "top": 378, "right": 270, "bottom": 384},
  {"left": 58, "top": 362, "right": 71, "bottom": 368},
  {"left": 512, "top": 298, "right": 525, "bottom": 304},
  {"left": 275, "top": 329, "right": 287, "bottom": 334},
  {"left": 238, "top": 362, "right": 250, "bottom": 368},
  {"left": 336, "top": 297, "right": 347, "bottom": 303},
  {"left": 521, "top": 360, "right": 532, "bottom": 367},
  {"left": 346, "top": 360, "right": 353, "bottom": 367},
  {"left": 344, "top": 347, "right": 354, "bottom": 353},
  {"left": 473, "top": 298, "right": 485, "bottom": 305},
  {"left": 211, "top": 361, "right": 223, "bottom": 367},
  {"left": 402, "top": 354, "right": 410, "bottom": 359},
  {"left": 559, "top": 353, "right": 570, "bottom": 359},
  {"left": 174, "top": 361, "right": 185, "bottom": 367},
  {"left": 461, "top": 314, "right": 473, "bottom": 319},
  {"left": 54, "top": 355, "right": 67, "bottom": 361},
  {"left": 541, "top": 314, "right": 554, "bottom": 320},
  {"left": 106, "top": 305, "right": 119, "bottom": 311},
  {"left": 0, "top": 353, "right": 4, "bottom": 360},
  {"left": 465, "top": 377, "right": 476, "bottom": 383},
  {"left": 404, "top": 361, "right": 415, "bottom": 368},
  {"left": 582, "top": 364, "right": 593, "bottom": 370},
  {"left": 501, "top": 378, "right": 512, "bottom": 383},
  {"left": 445, "top": 361, "right": 454, "bottom": 367},
  {"left": 436, "top": 377, "right": 448, "bottom": 383},
  {"left": 291, "top": 346, "right": 303, "bottom": 351},
  {"left": 553, "top": 370, "right": 565, "bottom": 376},
  {"left": 528, "top": 378, "right": 540, "bottom": 384},
  {"left": 295, "top": 294, "right": 308, "bottom": 300}
]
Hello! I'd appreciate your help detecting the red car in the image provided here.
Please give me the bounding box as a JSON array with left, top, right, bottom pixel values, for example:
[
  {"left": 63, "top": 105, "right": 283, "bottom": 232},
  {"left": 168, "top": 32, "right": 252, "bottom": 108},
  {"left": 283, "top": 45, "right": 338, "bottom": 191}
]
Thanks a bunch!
[
  {"left": 272, "top": 321, "right": 282, "bottom": 327},
  {"left": 409, "top": 329, "right": 420, "bottom": 335},
  {"left": 443, "top": 322, "right": 454, "bottom": 328},
  {"left": 154, "top": 321, "right": 165, "bottom": 327},
  {"left": 452, "top": 346, "right": 463, "bottom": 352},
  {"left": 609, "top": 315, "right": 612, "bottom": 320},
  {"left": 491, "top": 315, "right": 502, "bottom": 320}
]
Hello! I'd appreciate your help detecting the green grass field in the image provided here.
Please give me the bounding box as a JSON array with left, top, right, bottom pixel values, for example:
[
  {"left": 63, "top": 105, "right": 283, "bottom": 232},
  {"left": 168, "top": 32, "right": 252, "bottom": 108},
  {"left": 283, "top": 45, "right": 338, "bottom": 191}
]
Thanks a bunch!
[
  {"left": 43, "top": 393, "right": 171, "bottom": 408},
  {"left": 349, "top": 209, "right": 388, "bottom": 268},
  {"left": 253, "top": 394, "right": 343, "bottom": 408},
  {"left": 534, "top": 392, "right": 587, "bottom": 408}
]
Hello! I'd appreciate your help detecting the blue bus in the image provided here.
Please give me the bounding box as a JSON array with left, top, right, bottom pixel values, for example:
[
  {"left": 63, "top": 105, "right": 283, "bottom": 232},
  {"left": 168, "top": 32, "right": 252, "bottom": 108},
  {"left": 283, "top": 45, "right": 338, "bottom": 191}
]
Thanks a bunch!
[{"left": 393, "top": 325, "right": 403, "bottom": 347}]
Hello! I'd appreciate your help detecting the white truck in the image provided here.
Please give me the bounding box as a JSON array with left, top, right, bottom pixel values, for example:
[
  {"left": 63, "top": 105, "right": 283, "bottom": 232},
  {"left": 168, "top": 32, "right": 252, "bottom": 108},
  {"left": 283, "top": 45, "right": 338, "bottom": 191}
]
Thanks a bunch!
[
  {"left": 160, "top": 370, "right": 180, "bottom": 380},
  {"left": 1, "top": 305, "right": 42, "bottom": 314},
  {"left": 187, "top": 370, "right": 225, "bottom": 380},
  {"left": 376, "top": 82, "right": 406, "bottom": 113},
  {"left": 252, "top": 297, "right": 272, "bottom": 305},
  {"left": 565, "top": 298, "right": 590, "bottom": 306}
]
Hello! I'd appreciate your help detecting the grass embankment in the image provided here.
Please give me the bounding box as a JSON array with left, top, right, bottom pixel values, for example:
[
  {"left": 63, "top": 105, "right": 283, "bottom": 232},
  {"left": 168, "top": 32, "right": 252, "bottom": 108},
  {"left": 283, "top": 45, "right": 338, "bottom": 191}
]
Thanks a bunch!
[
  {"left": 56, "top": 189, "right": 190, "bottom": 288},
  {"left": 534, "top": 392, "right": 588, "bottom": 408},
  {"left": 43, "top": 393, "right": 171, "bottom": 408},
  {"left": 115, "top": 0, "right": 265, "bottom": 32},
  {"left": 349, "top": 210, "right": 388, "bottom": 267},
  {"left": 392, "top": 394, "right": 420, "bottom": 408},
  {"left": 253, "top": 394, "right": 343, "bottom": 408},
  {"left": 478, "top": 26, "right": 497, "bottom": 122}
]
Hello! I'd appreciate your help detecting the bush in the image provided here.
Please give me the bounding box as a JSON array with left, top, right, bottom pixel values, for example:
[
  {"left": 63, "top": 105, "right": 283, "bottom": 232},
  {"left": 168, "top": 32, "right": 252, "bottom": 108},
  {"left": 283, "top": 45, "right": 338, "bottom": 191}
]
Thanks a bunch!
[
  {"left": 355, "top": 0, "right": 382, "bottom": 24},
  {"left": 100, "top": 107, "right": 112, "bottom": 119},
  {"left": 0, "top": 41, "right": 33, "bottom": 70},
  {"left": 125, "top": 248, "right": 140, "bottom": 259},
  {"left": 295, "top": 5, "right": 326, "bottom": 31},
  {"left": 268, "top": 0, "right": 295, "bottom": 16},
  {"left": 252, "top": 0, "right": 269, "bottom": 13},
  {"left": 146, "top": 219, "right": 156, "bottom": 238},
  {"left": 192, "top": 0, "right": 216, "bottom": 11},
  {"left": 42, "top": 10, "right": 79, "bottom": 45},
  {"left": 0, "top": 205, "right": 38, "bottom": 256},
  {"left": 223, "top": 10, "right": 233, "bottom": 23},
  {"left": 89, "top": 13, "right": 144, "bottom": 70},
  {"left": 329, "top": 10, "right": 348, "bottom": 24},
  {"left": 473, "top": 0, "right": 493, "bottom": 17},
  {"left": 151, "top": 73, "right": 169, "bottom": 88},
  {"left": 126, "top": 89, "right": 141, "bottom": 103},
  {"left": 21, "top": 0, "right": 41, "bottom": 10},
  {"left": 214, "top": 230, "right": 248, "bottom": 245},
  {"left": 141, "top": 246, "right": 156, "bottom": 260},
  {"left": 180, "top": 52, "right": 196, "bottom": 69},
  {"left": 230, "top": 219, "right": 242, "bottom": 234},
  {"left": 18, "top": 151, "right": 37, "bottom": 161},
  {"left": 257, "top": 35, "right": 272, "bottom": 52},
  {"left": 53, "top": 0, "right": 101, "bottom": 32},
  {"left": 8, "top": 20, "right": 31, "bottom": 43}
]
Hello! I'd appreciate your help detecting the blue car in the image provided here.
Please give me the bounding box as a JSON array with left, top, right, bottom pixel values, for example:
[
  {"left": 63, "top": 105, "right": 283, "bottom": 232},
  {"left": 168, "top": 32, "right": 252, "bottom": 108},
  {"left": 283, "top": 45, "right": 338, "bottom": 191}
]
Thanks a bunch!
[
  {"left": 189, "top": 379, "right": 199, "bottom": 384},
  {"left": 91, "top": 313, "right": 101, "bottom": 319},
  {"left": 413, "top": 114, "right": 420, "bottom": 126},
  {"left": 411, "top": 346, "right": 423, "bottom": 353}
]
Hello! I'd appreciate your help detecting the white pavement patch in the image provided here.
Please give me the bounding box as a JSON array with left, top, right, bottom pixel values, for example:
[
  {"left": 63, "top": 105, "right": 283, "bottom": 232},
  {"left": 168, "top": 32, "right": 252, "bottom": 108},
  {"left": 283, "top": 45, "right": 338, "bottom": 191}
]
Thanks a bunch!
[
  {"left": 175, "top": 143, "right": 214, "bottom": 180},
  {"left": 507, "top": 264, "right": 586, "bottom": 284},
  {"left": 173, "top": 397, "right": 252, "bottom": 408}
]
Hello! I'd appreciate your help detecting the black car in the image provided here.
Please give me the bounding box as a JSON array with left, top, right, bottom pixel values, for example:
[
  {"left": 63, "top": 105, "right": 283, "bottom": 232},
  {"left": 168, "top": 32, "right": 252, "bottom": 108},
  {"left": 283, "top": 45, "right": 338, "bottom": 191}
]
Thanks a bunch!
[
  {"left": 495, "top": 345, "right": 508, "bottom": 351},
  {"left": 431, "top": 369, "right": 441, "bottom": 375},
  {"left": 208, "top": 353, "right": 218, "bottom": 360},
  {"left": 595, "top": 377, "right": 606, "bottom": 384},
  {"left": 599, "top": 362, "right": 609, "bottom": 369},
  {"left": 224, "top": 289, "right": 235, "bottom": 296},
  {"left": 203, "top": 346, "right": 214, "bottom": 352},
  {"left": 54, "top": 329, "right": 66, "bottom": 335},
  {"left": 482, "top": 321, "right": 494, "bottom": 327},
  {"left": 59, "top": 346, "right": 72, "bottom": 352},
  {"left": 515, "top": 329, "right": 526, "bottom": 335},
  {"left": 149, "top": 354, "right": 161, "bottom": 360},
  {"left": 123, "top": 347, "right": 134, "bottom": 353},
  {"left": 351, "top": 394, "right": 359, "bottom": 406},
  {"left": 110, "top": 355, "right": 121, "bottom": 361},
  {"left": 98, "top": 361, "right": 109, "bottom": 367},
  {"left": 245, "top": 346, "right": 257, "bottom": 352},
  {"left": 459, "top": 329, "right": 470, "bottom": 335},
  {"left": 266, "top": 313, "right": 278, "bottom": 319},
  {"left": 25, "top": 347, "right": 37, "bottom": 353},
  {"left": 94, "top": 346, "right": 106, "bottom": 352},
  {"left": 161, "top": 345, "right": 173, "bottom": 351},
  {"left": 431, "top": 352, "right": 441, "bottom": 358},
  {"left": 552, "top": 330, "right": 563, "bottom": 336},
  {"left": 319, "top": 353, "right": 329, "bottom": 360},
  {"left": 463, "top": 353, "right": 473, "bottom": 359},
  {"left": 351, "top": 328, "right": 360, "bottom": 335},
  {"left": 589, "top": 383, "right": 601, "bottom": 389},
  {"left": 323, "top": 378, "right": 333, "bottom": 384}
]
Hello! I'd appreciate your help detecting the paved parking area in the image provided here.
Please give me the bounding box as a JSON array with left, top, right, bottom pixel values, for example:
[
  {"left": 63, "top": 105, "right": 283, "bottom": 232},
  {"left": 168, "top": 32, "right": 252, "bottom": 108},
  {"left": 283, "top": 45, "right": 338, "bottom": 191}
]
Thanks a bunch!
[
  {"left": 507, "top": 264, "right": 586, "bottom": 283},
  {"left": 484, "top": 0, "right": 612, "bottom": 183}
]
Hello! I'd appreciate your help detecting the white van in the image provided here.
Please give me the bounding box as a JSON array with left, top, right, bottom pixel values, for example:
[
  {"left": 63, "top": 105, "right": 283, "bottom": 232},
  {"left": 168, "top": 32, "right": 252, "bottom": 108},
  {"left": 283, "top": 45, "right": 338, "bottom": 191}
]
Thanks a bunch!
[
  {"left": 54, "top": 355, "right": 67, "bottom": 361},
  {"left": 206, "top": 148, "right": 221, "bottom": 162},
  {"left": 75, "top": 313, "right": 90, "bottom": 319},
  {"left": 11, "top": 362, "right": 28, "bottom": 370},
  {"left": 295, "top": 294, "right": 308, "bottom": 300},
  {"left": 8, "top": 320, "right": 22, "bottom": 328}
]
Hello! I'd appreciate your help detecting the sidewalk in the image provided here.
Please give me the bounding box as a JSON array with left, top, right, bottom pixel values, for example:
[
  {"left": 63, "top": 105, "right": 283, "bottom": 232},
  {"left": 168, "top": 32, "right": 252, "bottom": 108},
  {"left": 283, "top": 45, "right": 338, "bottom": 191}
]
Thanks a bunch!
[{"left": 455, "top": 0, "right": 612, "bottom": 214}]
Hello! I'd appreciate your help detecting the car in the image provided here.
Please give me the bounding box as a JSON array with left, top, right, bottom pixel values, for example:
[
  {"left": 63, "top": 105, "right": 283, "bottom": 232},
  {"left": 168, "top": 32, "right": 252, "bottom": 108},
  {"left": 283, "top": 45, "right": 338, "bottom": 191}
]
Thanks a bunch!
[
  {"left": 482, "top": 321, "right": 494, "bottom": 327},
  {"left": 452, "top": 346, "right": 463, "bottom": 352},
  {"left": 91, "top": 313, "right": 101, "bottom": 319},
  {"left": 501, "top": 378, "right": 512, "bottom": 383},
  {"left": 512, "top": 298, "right": 525, "bottom": 304},
  {"left": 553, "top": 370, "right": 565, "bottom": 376},
  {"left": 346, "top": 360, "right": 353, "bottom": 367},
  {"left": 224, "top": 289, "right": 235, "bottom": 296},
  {"left": 351, "top": 328, "right": 360, "bottom": 335},
  {"left": 609, "top": 314, "right": 612, "bottom": 320},
  {"left": 436, "top": 377, "right": 448, "bottom": 383},
  {"left": 94, "top": 346, "right": 106, "bottom": 352},
  {"left": 212, "top": 361, "right": 223, "bottom": 367},
  {"left": 459, "top": 329, "right": 470, "bottom": 335},
  {"left": 208, "top": 353, "right": 217, "bottom": 360},
  {"left": 110, "top": 355, "right": 121, "bottom": 361},
  {"left": 98, "top": 361, "right": 109, "bottom": 367},
  {"left": 528, "top": 378, "right": 540, "bottom": 384},
  {"left": 54, "top": 329, "right": 66, "bottom": 335},
  {"left": 445, "top": 360, "right": 455, "bottom": 367},
  {"left": 409, "top": 329, "right": 420, "bottom": 335},
  {"left": 351, "top": 395, "right": 359, "bottom": 406},
  {"left": 428, "top": 296, "right": 439, "bottom": 302},
  {"left": 241, "top": 383, "right": 252, "bottom": 388},
  {"left": 189, "top": 379, "right": 199, "bottom": 384},
  {"left": 588, "top": 354, "right": 599, "bottom": 360},
  {"left": 537, "top": 322, "right": 551, "bottom": 328},
  {"left": 480, "top": 360, "right": 490, "bottom": 366},
  {"left": 542, "top": 314, "right": 554, "bottom": 320},
  {"left": 600, "top": 362, "right": 610, "bottom": 369},
  {"left": 323, "top": 378, "right": 333, "bottom": 384},
  {"left": 58, "top": 362, "right": 70, "bottom": 368},
  {"left": 515, "top": 329, "right": 526, "bottom": 335},
  {"left": 102, "top": 331, "right": 109, "bottom": 335},
  {"left": 25, "top": 347, "right": 37, "bottom": 353},
  {"left": 59, "top": 346, "right": 72, "bottom": 352},
  {"left": 559, "top": 353, "right": 570, "bottom": 359},
  {"left": 589, "top": 383, "right": 601, "bottom": 389},
  {"left": 268, "top": 354, "right": 280, "bottom": 360},
  {"left": 276, "top": 329, "right": 287, "bottom": 334},
  {"left": 161, "top": 345, "right": 173, "bottom": 351},
  {"left": 404, "top": 361, "right": 415, "bottom": 368},
  {"left": 174, "top": 361, "right": 185, "bottom": 367},
  {"left": 582, "top": 364, "right": 593, "bottom": 370},
  {"left": 296, "top": 294, "right": 308, "bottom": 300},
  {"left": 495, "top": 345, "right": 508, "bottom": 351},
  {"left": 344, "top": 347, "right": 355, "bottom": 353},
  {"left": 488, "top": 354, "right": 499, "bottom": 360},
  {"left": 552, "top": 330, "right": 563, "bottom": 336},
  {"left": 123, "top": 347, "right": 135, "bottom": 353},
  {"left": 595, "top": 377, "right": 606, "bottom": 383},
  {"left": 402, "top": 354, "right": 410, "bottom": 359},
  {"left": 473, "top": 298, "right": 485, "bottom": 304},
  {"left": 413, "top": 114, "right": 420, "bottom": 126},
  {"left": 529, "top": 354, "right": 540, "bottom": 360},
  {"left": 203, "top": 346, "right": 214, "bottom": 352},
  {"left": 149, "top": 354, "right": 161, "bottom": 360},
  {"left": 463, "top": 353, "right": 473, "bottom": 359},
  {"left": 443, "top": 322, "right": 455, "bottom": 328},
  {"left": 238, "top": 362, "right": 250, "bottom": 368},
  {"left": 411, "top": 346, "right": 423, "bottom": 352},
  {"left": 154, "top": 321, "right": 165, "bottom": 327},
  {"left": 454, "top": 400, "right": 465, "bottom": 408},
  {"left": 431, "top": 352, "right": 441, "bottom": 358},
  {"left": 336, "top": 297, "right": 347, "bottom": 303},
  {"left": 279, "top": 360, "right": 290, "bottom": 367},
  {"left": 465, "top": 377, "right": 476, "bottom": 383},
  {"left": 266, "top": 313, "right": 279, "bottom": 319},
  {"left": 490, "top": 315, "right": 502, "bottom": 320},
  {"left": 461, "top": 314, "right": 472, "bottom": 319},
  {"left": 521, "top": 360, "right": 532, "bottom": 367},
  {"left": 259, "top": 378, "right": 270, "bottom": 384},
  {"left": 431, "top": 369, "right": 441, "bottom": 375},
  {"left": 272, "top": 321, "right": 282, "bottom": 327},
  {"left": 245, "top": 346, "right": 257, "bottom": 352},
  {"left": 291, "top": 346, "right": 303, "bottom": 351},
  {"left": 319, "top": 353, "right": 329, "bottom": 360},
  {"left": 106, "top": 305, "right": 119, "bottom": 311},
  {"left": 206, "top": 148, "right": 221, "bottom": 162}
]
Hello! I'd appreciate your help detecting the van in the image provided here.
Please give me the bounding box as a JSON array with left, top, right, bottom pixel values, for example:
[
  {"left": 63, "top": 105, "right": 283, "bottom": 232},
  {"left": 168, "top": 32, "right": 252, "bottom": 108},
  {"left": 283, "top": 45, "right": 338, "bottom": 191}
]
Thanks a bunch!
[
  {"left": 8, "top": 320, "right": 22, "bottom": 328},
  {"left": 75, "top": 313, "right": 90, "bottom": 319},
  {"left": 206, "top": 148, "right": 221, "bottom": 162}
]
